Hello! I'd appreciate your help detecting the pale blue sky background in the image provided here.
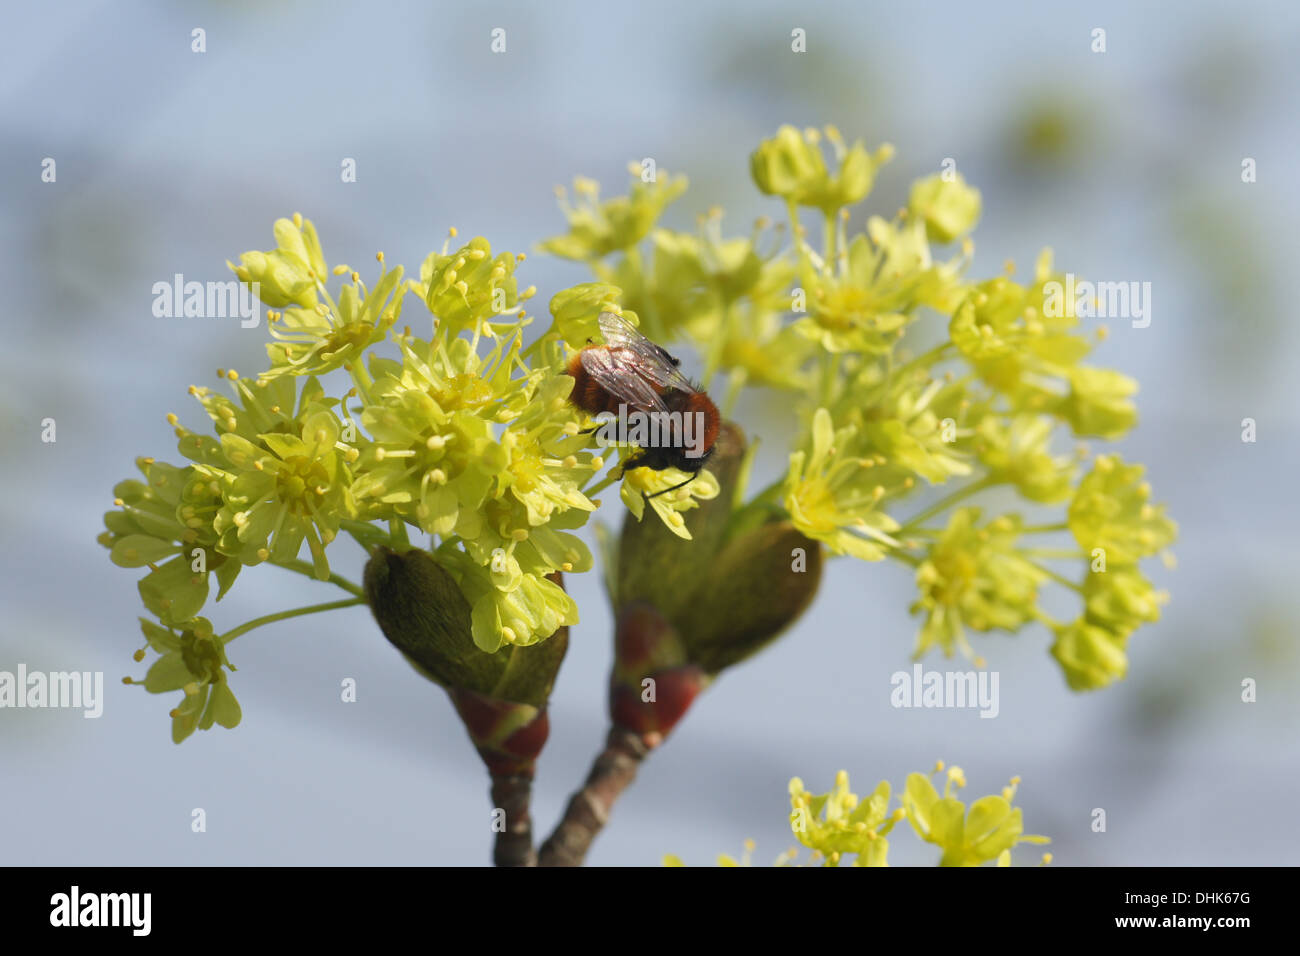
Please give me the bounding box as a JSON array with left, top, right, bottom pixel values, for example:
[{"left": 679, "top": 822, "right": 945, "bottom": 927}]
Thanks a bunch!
[{"left": 1, "top": 0, "right": 1297, "bottom": 865}]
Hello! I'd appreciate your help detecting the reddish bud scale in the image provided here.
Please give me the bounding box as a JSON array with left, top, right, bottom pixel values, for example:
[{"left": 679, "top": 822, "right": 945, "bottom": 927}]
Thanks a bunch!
[
  {"left": 448, "top": 686, "right": 551, "bottom": 777},
  {"left": 611, "top": 601, "right": 688, "bottom": 679},
  {"left": 609, "top": 664, "right": 709, "bottom": 745}
]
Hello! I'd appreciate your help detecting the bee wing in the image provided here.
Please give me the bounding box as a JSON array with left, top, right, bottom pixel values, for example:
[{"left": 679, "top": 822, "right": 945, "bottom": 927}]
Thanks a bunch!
[
  {"left": 579, "top": 346, "right": 670, "bottom": 413},
  {"left": 596, "top": 311, "right": 698, "bottom": 393}
]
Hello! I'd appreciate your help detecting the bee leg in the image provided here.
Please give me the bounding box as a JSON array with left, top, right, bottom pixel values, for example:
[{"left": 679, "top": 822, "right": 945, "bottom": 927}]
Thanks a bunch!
[{"left": 644, "top": 473, "right": 697, "bottom": 501}]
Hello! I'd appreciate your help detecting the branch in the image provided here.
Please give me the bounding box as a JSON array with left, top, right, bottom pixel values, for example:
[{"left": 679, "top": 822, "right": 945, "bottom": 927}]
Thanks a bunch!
[
  {"left": 491, "top": 773, "right": 537, "bottom": 867},
  {"left": 537, "top": 726, "right": 651, "bottom": 867}
]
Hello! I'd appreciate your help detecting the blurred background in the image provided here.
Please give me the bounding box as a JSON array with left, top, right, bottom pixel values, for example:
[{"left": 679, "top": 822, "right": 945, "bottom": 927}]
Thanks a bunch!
[{"left": 2, "top": 0, "right": 1297, "bottom": 866}]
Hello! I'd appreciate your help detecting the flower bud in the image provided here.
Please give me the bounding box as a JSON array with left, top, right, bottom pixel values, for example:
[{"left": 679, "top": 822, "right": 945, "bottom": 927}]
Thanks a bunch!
[
  {"left": 1050, "top": 619, "right": 1128, "bottom": 691},
  {"left": 364, "top": 546, "right": 506, "bottom": 694},
  {"left": 909, "top": 173, "right": 983, "bottom": 244},
  {"left": 751, "top": 126, "right": 827, "bottom": 203},
  {"left": 548, "top": 283, "right": 625, "bottom": 348},
  {"left": 751, "top": 126, "right": 891, "bottom": 212},
  {"left": 607, "top": 423, "right": 823, "bottom": 744},
  {"left": 365, "top": 547, "right": 570, "bottom": 775},
  {"left": 227, "top": 217, "right": 324, "bottom": 309}
]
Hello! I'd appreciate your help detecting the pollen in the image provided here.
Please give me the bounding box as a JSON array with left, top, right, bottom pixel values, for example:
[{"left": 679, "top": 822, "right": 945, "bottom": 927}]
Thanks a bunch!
[
  {"left": 448, "top": 226, "right": 458, "bottom": 238},
  {"left": 376, "top": 251, "right": 385, "bottom": 263}
]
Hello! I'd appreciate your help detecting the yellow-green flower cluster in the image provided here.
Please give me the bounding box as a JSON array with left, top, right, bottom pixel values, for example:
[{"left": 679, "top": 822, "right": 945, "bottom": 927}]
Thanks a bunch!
[
  {"left": 107, "top": 124, "right": 1180, "bottom": 747},
  {"left": 783, "top": 408, "right": 902, "bottom": 560},
  {"left": 539, "top": 168, "right": 688, "bottom": 262},
  {"left": 788, "top": 770, "right": 902, "bottom": 867},
  {"left": 902, "top": 763, "right": 1050, "bottom": 867},
  {"left": 910, "top": 508, "right": 1046, "bottom": 658},
  {"left": 129, "top": 617, "right": 240, "bottom": 744},
  {"left": 1050, "top": 454, "right": 1176, "bottom": 689},
  {"left": 543, "top": 125, "right": 1175, "bottom": 692},
  {"left": 107, "top": 216, "right": 712, "bottom": 739},
  {"left": 751, "top": 125, "right": 894, "bottom": 214},
  {"left": 665, "top": 763, "right": 1049, "bottom": 867}
]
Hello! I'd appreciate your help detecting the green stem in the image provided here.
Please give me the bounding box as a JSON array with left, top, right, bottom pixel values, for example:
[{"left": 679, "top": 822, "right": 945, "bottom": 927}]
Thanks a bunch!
[
  {"left": 1022, "top": 548, "right": 1085, "bottom": 560},
  {"left": 276, "top": 559, "right": 366, "bottom": 598},
  {"left": 823, "top": 212, "right": 837, "bottom": 264},
  {"left": 702, "top": 298, "right": 733, "bottom": 391},
  {"left": 897, "top": 476, "right": 994, "bottom": 533},
  {"left": 389, "top": 518, "right": 411, "bottom": 550},
  {"left": 221, "top": 597, "right": 366, "bottom": 644},
  {"left": 820, "top": 351, "right": 841, "bottom": 408},
  {"left": 350, "top": 357, "right": 374, "bottom": 397},
  {"left": 892, "top": 342, "right": 955, "bottom": 383},
  {"left": 584, "top": 468, "right": 621, "bottom": 499},
  {"left": 339, "top": 518, "right": 394, "bottom": 551},
  {"left": 1031, "top": 563, "right": 1083, "bottom": 594},
  {"left": 745, "top": 474, "right": 787, "bottom": 509},
  {"left": 1020, "top": 522, "right": 1070, "bottom": 534},
  {"left": 722, "top": 368, "right": 747, "bottom": 419}
]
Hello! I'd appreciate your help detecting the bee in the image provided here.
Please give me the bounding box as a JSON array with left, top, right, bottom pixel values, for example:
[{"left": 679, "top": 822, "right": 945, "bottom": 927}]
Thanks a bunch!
[{"left": 565, "top": 311, "right": 721, "bottom": 497}]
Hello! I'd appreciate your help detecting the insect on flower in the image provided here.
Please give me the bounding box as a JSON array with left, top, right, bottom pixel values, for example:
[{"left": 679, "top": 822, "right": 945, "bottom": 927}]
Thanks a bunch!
[{"left": 566, "top": 311, "right": 720, "bottom": 498}]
